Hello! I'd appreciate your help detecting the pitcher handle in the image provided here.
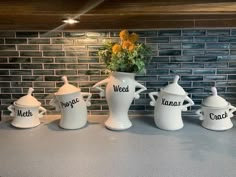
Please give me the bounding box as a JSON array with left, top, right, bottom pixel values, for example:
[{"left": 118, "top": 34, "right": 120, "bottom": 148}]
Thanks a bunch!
[
  {"left": 182, "top": 96, "right": 194, "bottom": 111},
  {"left": 7, "top": 105, "right": 15, "bottom": 117},
  {"left": 134, "top": 82, "right": 147, "bottom": 99},
  {"left": 81, "top": 92, "right": 92, "bottom": 107},
  {"left": 196, "top": 109, "right": 204, "bottom": 120},
  {"left": 49, "top": 97, "right": 60, "bottom": 111},
  {"left": 92, "top": 78, "right": 109, "bottom": 97},
  {"left": 148, "top": 92, "right": 159, "bottom": 106},
  {"left": 38, "top": 106, "right": 47, "bottom": 118},
  {"left": 229, "top": 105, "right": 236, "bottom": 118}
]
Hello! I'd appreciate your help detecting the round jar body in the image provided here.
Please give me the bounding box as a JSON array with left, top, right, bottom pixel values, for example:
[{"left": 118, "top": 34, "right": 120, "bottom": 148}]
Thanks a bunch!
[
  {"left": 55, "top": 91, "right": 87, "bottom": 129},
  {"left": 154, "top": 91, "right": 187, "bottom": 130},
  {"left": 198, "top": 105, "right": 235, "bottom": 131},
  {"left": 9, "top": 102, "right": 46, "bottom": 128}
]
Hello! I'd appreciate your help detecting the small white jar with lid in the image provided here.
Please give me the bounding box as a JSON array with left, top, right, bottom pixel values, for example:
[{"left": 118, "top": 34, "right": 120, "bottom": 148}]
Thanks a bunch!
[
  {"left": 196, "top": 87, "right": 236, "bottom": 131},
  {"left": 8, "top": 88, "right": 47, "bottom": 128}
]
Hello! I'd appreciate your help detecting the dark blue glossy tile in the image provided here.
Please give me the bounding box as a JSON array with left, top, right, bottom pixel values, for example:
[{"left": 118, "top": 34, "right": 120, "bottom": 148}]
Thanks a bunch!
[
  {"left": 219, "top": 37, "right": 236, "bottom": 42},
  {"left": 146, "top": 69, "right": 169, "bottom": 75},
  {"left": 216, "top": 81, "right": 236, "bottom": 87},
  {"left": 181, "top": 76, "right": 203, "bottom": 81},
  {"left": 207, "top": 29, "right": 230, "bottom": 36},
  {"left": 183, "top": 50, "right": 204, "bottom": 56},
  {"left": 170, "top": 37, "right": 193, "bottom": 43},
  {"left": 158, "top": 63, "right": 181, "bottom": 68},
  {"left": 228, "top": 75, "right": 236, "bottom": 80},
  {"left": 205, "top": 50, "right": 229, "bottom": 55},
  {"left": 170, "top": 56, "right": 193, "bottom": 62},
  {"left": 159, "top": 50, "right": 181, "bottom": 56},
  {"left": 151, "top": 57, "right": 169, "bottom": 62},
  {"left": 158, "top": 44, "right": 181, "bottom": 50},
  {"left": 193, "top": 69, "right": 216, "bottom": 75},
  {"left": 217, "top": 69, "right": 236, "bottom": 74},
  {"left": 207, "top": 43, "right": 229, "bottom": 49},
  {"left": 193, "top": 82, "right": 215, "bottom": 87},
  {"left": 158, "top": 30, "right": 181, "bottom": 36},
  {"left": 182, "top": 43, "right": 205, "bottom": 49},
  {"left": 194, "top": 37, "right": 218, "bottom": 42},
  {"left": 182, "top": 29, "right": 206, "bottom": 36},
  {"left": 195, "top": 56, "right": 217, "bottom": 62},
  {"left": 204, "top": 75, "right": 227, "bottom": 80},
  {"left": 146, "top": 37, "right": 169, "bottom": 43},
  {"left": 205, "top": 63, "right": 228, "bottom": 68},
  {"left": 182, "top": 63, "right": 204, "bottom": 68},
  {"left": 170, "top": 69, "right": 192, "bottom": 74}
]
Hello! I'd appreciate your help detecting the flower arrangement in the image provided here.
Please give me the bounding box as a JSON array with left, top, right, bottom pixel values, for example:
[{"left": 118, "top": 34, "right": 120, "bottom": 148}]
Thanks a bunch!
[{"left": 98, "top": 30, "right": 152, "bottom": 73}]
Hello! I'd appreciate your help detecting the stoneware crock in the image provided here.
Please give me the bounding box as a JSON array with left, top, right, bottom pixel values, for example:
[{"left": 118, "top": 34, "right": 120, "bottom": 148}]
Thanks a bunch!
[
  {"left": 149, "top": 75, "right": 194, "bottom": 130},
  {"left": 8, "top": 87, "right": 47, "bottom": 128},
  {"left": 50, "top": 76, "right": 92, "bottom": 130},
  {"left": 196, "top": 87, "right": 236, "bottom": 131}
]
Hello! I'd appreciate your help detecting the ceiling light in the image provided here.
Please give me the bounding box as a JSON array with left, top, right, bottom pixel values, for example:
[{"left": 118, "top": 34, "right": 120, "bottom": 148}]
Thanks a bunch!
[{"left": 62, "top": 18, "right": 79, "bottom": 24}]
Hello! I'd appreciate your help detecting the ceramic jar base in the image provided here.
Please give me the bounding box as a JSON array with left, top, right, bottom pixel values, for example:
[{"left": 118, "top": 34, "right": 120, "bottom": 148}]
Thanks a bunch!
[
  {"left": 105, "top": 116, "right": 132, "bottom": 130},
  {"left": 59, "top": 118, "right": 87, "bottom": 130},
  {"left": 201, "top": 122, "right": 233, "bottom": 131},
  {"left": 11, "top": 119, "right": 40, "bottom": 129},
  {"left": 155, "top": 122, "right": 184, "bottom": 131}
]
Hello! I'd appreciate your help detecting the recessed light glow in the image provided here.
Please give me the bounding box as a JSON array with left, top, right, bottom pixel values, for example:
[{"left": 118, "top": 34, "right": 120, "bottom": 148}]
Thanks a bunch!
[{"left": 63, "top": 18, "right": 79, "bottom": 24}]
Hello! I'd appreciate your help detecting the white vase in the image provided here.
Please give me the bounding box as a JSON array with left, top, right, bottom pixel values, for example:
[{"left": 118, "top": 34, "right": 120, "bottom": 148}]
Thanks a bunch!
[{"left": 93, "top": 72, "right": 146, "bottom": 130}]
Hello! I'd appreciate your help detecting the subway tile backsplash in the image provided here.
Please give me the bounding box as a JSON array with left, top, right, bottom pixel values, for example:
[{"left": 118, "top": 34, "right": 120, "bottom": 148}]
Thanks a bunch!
[{"left": 0, "top": 29, "right": 236, "bottom": 119}]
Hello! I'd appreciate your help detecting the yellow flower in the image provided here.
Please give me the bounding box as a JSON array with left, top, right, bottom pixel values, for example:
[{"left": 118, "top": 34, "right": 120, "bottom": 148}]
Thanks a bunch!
[
  {"left": 129, "top": 33, "right": 139, "bottom": 43},
  {"left": 112, "top": 44, "right": 121, "bottom": 54},
  {"left": 128, "top": 43, "right": 136, "bottom": 51},
  {"left": 122, "top": 40, "right": 132, "bottom": 49},
  {"left": 119, "top": 29, "right": 129, "bottom": 41}
]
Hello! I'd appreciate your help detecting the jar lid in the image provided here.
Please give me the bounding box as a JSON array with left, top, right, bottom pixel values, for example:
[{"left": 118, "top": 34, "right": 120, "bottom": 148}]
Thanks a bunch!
[
  {"left": 162, "top": 75, "right": 187, "bottom": 95},
  {"left": 202, "top": 87, "right": 228, "bottom": 108},
  {"left": 55, "top": 76, "right": 80, "bottom": 95},
  {"left": 15, "top": 88, "right": 41, "bottom": 107}
]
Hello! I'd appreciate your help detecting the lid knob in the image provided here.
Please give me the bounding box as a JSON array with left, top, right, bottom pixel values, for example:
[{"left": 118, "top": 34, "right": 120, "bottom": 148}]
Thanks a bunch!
[
  {"left": 211, "top": 87, "right": 218, "bottom": 96},
  {"left": 173, "top": 75, "right": 180, "bottom": 83},
  {"left": 62, "top": 76, "right": 68, "bottom": 84},
  {"left": 27, "top": 87, "right": 34, "bottom": 95}
]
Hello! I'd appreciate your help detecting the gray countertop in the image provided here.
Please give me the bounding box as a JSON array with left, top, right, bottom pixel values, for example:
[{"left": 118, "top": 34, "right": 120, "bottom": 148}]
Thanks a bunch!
[{"left": 0, "top": 115, "right": 236, "bottom": 177}]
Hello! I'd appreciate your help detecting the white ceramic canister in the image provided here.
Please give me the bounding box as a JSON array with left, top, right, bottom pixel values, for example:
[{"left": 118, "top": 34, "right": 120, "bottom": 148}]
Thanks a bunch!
[
  {"left": 196, "top": 87, "right": 236, "bottom": 131},
  {"left": 149, "top": 75, "right": 194, "bottom": 130},
  {"left": 50, "top": 76, "right": 92, "bottom": 129},
  {"left": 93, "top": 71, "right": 147, "bottom": 130},
  {"left": 8, "top": 88, "right": 47, "bottom": 128}
]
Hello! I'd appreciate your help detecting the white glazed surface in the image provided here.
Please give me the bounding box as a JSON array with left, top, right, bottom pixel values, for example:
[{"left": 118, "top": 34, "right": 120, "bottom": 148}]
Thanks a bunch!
[
  {"left": 149, "top": 91, "right": 194, "bottom": 130},
  {"left": 51, "top": 91, "right": 91, "bottom": 129},
  {"left": 8, "top": 102, "right": 46, "bottom": 128},
  {"left": 196, "top": 105, "right": 236, "bottom": 131},
  {"left": 93, "top": 72, "right": 146, "bottom": 130}
]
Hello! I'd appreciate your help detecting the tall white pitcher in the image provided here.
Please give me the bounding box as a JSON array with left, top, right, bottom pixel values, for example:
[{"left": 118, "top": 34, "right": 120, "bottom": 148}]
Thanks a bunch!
[{"left": 93, "top": 72, "right": 146, "bottom": 130}]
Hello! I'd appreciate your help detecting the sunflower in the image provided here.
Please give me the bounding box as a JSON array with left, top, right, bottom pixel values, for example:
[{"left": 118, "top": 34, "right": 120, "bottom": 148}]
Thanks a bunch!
[
  {"left": 129, "top": 33, "right": 139, "bottom": 43},
  {"left": 112, "top": 44, "right": 122, "bottom": 54},
  {"left": 119, "top": 29, "right": 129, "bottom": 41}
]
